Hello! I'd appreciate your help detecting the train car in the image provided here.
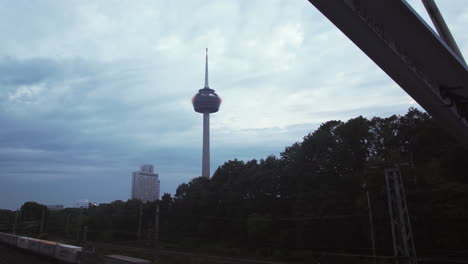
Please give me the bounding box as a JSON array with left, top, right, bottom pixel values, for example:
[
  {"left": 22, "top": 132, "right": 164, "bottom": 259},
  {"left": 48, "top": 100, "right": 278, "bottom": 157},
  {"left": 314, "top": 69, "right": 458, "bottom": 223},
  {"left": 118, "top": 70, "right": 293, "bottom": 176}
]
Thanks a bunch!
[
  {"left": 0, "top": 232, "right": 18, "bottom": 246},
  {"left": 38, "top": 239, "right": 58, "bottom": 258},
  {"left": 25, "top": 238, "right": 58, "bottom": 257},
  {"left": 26, "top": 237, "right": 42, "bottom": 253},
  {"left": 0, "top": 232, "right": 9, "bottom": 244},
  {"left": 16, "top": 236, "right": 30, "bottom": 249},
  {"left": 0, "top": 233, "right": 82, "bottom": 264},
  {"left": 55, "top": 243, "right": 82, "bottom": 264}
]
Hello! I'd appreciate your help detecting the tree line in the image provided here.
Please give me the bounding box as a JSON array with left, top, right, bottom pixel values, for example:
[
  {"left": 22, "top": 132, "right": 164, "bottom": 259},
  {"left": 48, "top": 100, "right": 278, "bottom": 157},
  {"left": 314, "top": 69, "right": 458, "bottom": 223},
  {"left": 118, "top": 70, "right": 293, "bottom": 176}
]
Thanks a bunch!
[{"left": 1, "top": 108, "right": 467, "bottom": 259}]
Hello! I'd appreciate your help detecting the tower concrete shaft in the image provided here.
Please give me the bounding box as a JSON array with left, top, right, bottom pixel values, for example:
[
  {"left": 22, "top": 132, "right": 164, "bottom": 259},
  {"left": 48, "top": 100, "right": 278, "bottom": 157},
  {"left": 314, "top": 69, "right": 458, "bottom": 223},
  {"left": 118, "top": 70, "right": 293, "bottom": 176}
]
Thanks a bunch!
[
  {"left": 192, "top": 48, "right": 221, "bottom": 178},
  {"left": 202, "top": 112, "right": 210, "bottom": 178}
]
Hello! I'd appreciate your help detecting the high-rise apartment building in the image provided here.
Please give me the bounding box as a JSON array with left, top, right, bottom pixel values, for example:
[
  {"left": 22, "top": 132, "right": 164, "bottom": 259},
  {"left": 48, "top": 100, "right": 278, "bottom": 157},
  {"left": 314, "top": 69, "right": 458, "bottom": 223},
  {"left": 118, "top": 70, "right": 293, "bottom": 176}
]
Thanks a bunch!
[{"left": 131, "top": 164, "right": 160, "bottom": 202}]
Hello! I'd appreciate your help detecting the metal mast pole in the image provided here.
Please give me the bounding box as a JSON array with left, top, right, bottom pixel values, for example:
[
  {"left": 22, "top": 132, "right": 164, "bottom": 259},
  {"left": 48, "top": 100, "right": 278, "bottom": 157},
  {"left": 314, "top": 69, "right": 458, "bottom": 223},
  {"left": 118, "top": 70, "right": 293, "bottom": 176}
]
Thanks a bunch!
[
  {"left": 154, "top": 204, "right": 160, "bottom": 247},
  {"left": 39, "top": 207, "right": 46, "bottom": 234},
  {"left": 65, "top": 214, "right": 71, "bottom": 237},
  {"left": 204, "top": 48, "right": 209, "bottom": 89},
  {"left": 363, "top": 176, "right": 377, "bottom": 263},
  {"left": 82, "top": 226, "right": 88, "bottom": 264},
  {"left": 137, "top": 204, "right": 143, "bottom": 240},
  {"left": 13, "top": 210, "right": 19, "bottom": 234},
  {"left": 77, "top": 208, "right": 83, "bottom": 241},
  {"left": 385, "top": 167, "right": 417, "bottom": 264}
]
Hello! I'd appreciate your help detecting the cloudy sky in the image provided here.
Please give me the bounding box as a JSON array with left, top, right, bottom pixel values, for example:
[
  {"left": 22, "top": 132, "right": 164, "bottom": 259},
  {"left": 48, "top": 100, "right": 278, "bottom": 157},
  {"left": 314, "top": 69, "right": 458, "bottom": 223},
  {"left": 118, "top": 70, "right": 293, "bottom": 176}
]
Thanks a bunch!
[{"left": 0, "top": 0, "right": 466, "bottom": 209}]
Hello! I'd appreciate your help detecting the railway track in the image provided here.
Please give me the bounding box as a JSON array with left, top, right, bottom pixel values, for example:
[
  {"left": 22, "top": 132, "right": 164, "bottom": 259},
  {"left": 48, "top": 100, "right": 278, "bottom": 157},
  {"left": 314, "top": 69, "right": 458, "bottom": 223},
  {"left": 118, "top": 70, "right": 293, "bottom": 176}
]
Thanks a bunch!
[
  {"left": 93, "top": 242, "right": 290, "bottom": 264},
  {"left": 92, "top": 242, "right": 468, "bottom": 264}
]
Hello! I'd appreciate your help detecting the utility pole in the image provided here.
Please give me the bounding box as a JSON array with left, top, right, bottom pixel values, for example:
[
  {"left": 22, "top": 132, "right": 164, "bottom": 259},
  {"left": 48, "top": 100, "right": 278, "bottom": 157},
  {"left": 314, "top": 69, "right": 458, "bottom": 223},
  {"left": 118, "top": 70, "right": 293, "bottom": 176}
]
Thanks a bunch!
[
  {"left": 13, "top": 210, "right": 19, "bottom": 234},
  {"left": 154, "top": 204, "right": 160, "bottom": 248},
  {"left": 39, "top": 207, "right": 46, "bottom": 234},
  {"left": 77, "top": 208, "right": 83, "bottom": 241},
  {"left": 385, "top": 167, "right": 417, "bottom": 264},
  {"left": 82, "top": 226, "right": 88, "bottom": 264},
  {"left": 152, "top": 204, "right": 160, "bottom": 264},
  {"left": 65, "top": 214, "right": 71, "bottom": 237},
  {"left": 137, "top": 204, "right": 143, "bottom": 241}
]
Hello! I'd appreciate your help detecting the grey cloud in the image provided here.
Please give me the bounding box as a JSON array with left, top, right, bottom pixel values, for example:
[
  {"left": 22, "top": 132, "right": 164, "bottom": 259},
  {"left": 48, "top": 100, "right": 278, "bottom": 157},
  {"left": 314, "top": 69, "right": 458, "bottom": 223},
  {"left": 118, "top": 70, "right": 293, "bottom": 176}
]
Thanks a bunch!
[{"left": 0, "top": 57, "right": 64, "bottom": 86}]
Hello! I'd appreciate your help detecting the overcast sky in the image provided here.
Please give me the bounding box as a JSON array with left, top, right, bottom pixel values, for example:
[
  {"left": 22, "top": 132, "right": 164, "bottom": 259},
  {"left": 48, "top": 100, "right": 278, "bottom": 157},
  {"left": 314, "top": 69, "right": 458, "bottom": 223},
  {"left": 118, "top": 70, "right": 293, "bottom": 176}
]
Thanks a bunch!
[{"left": 0, "top": 0, "right": 466, "bottom": 209}]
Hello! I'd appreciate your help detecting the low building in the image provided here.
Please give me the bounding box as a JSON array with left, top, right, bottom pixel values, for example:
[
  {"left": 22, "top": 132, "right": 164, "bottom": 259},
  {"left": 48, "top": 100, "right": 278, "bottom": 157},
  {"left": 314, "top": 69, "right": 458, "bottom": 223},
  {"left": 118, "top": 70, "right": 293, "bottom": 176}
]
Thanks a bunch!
[{"left": 72, "top": 199, "right": 90, "bottom": 208}]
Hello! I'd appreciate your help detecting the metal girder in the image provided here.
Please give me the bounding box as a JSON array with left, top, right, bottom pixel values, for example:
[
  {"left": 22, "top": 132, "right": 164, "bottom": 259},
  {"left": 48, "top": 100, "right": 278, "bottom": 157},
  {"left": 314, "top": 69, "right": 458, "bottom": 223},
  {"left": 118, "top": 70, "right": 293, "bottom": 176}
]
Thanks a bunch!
[{"left": 307, "top": 0, "right": 468, "bottom": 148}]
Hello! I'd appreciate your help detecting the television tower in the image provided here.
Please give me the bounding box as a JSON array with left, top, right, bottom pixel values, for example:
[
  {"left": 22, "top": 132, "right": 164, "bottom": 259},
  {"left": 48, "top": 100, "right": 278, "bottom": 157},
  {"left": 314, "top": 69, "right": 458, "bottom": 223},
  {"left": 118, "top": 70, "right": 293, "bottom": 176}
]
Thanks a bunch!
[{"left": 192, "top": 48, "right": 222, "bottom": 178}]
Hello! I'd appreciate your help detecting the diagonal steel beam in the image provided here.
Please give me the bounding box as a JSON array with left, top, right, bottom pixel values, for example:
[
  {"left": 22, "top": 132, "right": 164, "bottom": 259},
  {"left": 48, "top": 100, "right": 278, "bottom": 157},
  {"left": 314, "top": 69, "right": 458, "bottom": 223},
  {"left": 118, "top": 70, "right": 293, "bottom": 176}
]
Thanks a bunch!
[{"left": 307, "top": 0, "right": 468, "bottom": 149}]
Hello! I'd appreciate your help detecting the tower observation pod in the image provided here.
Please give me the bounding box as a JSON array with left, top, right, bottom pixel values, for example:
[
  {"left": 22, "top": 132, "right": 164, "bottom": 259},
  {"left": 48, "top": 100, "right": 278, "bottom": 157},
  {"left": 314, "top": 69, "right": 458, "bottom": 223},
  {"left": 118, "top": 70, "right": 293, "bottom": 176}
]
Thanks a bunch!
[{"left": 192, "top": 48, "right": 222, "bottom": 178}]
